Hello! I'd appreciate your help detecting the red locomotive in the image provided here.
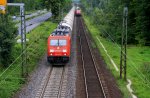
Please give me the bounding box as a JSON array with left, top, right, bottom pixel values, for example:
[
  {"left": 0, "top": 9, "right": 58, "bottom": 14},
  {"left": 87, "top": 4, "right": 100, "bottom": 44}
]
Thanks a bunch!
[{"left": 47, "top": 35, "right": 71, "bottom": 64}]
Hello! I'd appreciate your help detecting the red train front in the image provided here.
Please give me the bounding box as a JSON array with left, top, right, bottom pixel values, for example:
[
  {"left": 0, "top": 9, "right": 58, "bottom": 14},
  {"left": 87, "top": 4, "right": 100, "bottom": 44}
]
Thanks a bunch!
[
  {"left": 47, "top": 35, "right": 71, "bottom": 64},
  {"left": 75, "top": 7, "right": 81, "bottom": 16}
]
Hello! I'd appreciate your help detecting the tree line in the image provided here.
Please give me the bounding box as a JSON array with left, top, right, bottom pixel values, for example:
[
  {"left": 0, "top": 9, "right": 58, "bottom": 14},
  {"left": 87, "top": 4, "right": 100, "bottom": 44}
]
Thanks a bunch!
[
  {"left": 81, "top": 0, "right": 150, "bottom": 46},
  {"left": 44, "top": 0, "right": 72, "bottom": 19},
  {"left": 8, "top": 0, "right": 72, "bottom": 18}
]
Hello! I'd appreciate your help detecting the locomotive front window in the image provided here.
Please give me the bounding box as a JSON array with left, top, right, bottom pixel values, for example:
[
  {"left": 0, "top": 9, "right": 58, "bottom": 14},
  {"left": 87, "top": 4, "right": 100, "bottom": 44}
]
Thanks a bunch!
[
  {"left": 59, "top": 40, "right": 67, "bottom": 46},
  {"left": 50, "top": 40, "right": 58, "bottom": 46},
  {"left": 50, "top": 39, "right": 67, "bottom": 46}
]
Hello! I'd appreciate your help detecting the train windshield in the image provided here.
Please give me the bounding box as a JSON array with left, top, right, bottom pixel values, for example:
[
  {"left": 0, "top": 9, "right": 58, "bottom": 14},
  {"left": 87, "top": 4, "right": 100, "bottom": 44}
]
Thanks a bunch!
[
  {"left": 50, "top": 39, "right": 67, "bottom": 46},
  {"left": 59, "top": 40, "right": 67, "bottom": 46}
]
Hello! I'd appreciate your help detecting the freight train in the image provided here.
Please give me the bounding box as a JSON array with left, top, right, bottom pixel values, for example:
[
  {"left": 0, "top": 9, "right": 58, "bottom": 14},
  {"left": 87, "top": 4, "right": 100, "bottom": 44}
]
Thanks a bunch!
[{"left": 47, "top": 7, "right": 75, "bottom": 65}]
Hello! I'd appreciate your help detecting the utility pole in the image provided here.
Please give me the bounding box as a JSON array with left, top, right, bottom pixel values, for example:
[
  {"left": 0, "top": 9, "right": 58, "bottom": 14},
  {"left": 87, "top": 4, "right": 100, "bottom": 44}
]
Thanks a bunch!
[{"left": 120, "top": 6, "right": 128, "bottom": 80}]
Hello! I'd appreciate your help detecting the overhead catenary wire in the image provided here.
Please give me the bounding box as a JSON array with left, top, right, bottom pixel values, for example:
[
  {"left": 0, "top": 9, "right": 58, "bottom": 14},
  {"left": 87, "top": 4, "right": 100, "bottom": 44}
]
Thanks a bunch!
[
  {"left": 0, "top": 34, "right": 47, "bottom": 90},
  {"left": 96, "top": 36, "right": 150, "bottom": 89},
  {"left": 0, "top": 33, "right": 44, "bottom": 79},
  {"left": 93, "top": 20, "right": 150, "bottom": 88},
  {"left": 99, "top": 29, "right": 150, "bottom": 85},
  {"left": 0, "top": 17, "right": 50, "bottom": 77}
]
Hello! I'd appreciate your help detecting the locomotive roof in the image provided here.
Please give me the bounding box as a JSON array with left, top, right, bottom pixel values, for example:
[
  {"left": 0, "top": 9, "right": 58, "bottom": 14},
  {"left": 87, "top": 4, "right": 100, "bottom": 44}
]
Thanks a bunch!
[
  {"left": 76, "top": 7, "right": 80, "bottom": 10},
  {"left": 48, "top": 35, "right": 70, "bottom": 39},
  {"left": 51, "top": 28, "right": 70, "bottom": 36}
]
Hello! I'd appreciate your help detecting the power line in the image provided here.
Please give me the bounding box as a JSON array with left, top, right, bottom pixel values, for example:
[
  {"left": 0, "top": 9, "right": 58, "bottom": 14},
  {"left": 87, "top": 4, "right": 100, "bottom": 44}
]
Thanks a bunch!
[
  {"left": 93, "top": 14, "right": 150, "bottom": 88},
  {"left": 0, "top": 34, "right": 42, "bottom": 78},
  {"left": 96, "top": 36, "right": 150, "bottom": 88}
]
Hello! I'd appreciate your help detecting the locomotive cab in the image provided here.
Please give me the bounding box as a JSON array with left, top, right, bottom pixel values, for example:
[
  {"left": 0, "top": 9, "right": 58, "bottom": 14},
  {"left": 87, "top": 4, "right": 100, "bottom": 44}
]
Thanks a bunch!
[{"left": 47, "top": 36, "right": 71, "bottom": 65}]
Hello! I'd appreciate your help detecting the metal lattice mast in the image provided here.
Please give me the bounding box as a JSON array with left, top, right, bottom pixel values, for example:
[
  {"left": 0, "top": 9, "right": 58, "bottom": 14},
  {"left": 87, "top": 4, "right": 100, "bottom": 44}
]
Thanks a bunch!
[
  {"left": 20, "top": 4, "right": 27, "bottom": 77},
  {"left": 120, "top": 6, "right": 128, "bottom": 80},
  {"left": 8, "top": 3, "right": 27, "bottom": 77}
]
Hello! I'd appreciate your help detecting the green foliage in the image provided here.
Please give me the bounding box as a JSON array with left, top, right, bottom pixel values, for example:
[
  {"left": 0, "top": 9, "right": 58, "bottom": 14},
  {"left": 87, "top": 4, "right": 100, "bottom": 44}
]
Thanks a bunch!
[
  {"left": 140, "top": 62, "right": 150, "bottom": 81},
  {"left": 7, "top": 0, "right": 72, "bottom": 19},
  {"left": 81, "top": 0, "right": 150, "bottom": 46},
  {"left": 46, "top": 0, "right": 61, "bottom": 18},
  {"left": 0, "top": 14, "right": 17, "bottom": 67},
  {"left": 44, "top": 0, "right": 72, "bottom": 19},
  {"left": 134, "top": 0, "right": 150, "bottom": 45},
  {"left": 81, "top": 0, "right": 123, "bottom": 43},
  {"left": 8, "top": 0, "right": 45, "bottom": 15}
]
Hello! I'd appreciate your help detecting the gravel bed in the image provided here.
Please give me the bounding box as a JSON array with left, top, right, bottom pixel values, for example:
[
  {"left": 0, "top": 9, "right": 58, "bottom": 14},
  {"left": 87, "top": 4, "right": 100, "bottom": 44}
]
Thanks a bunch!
[
  {"left": 65, "top": 16, "right": 77, "bottom": 98},
  {"left": 13, "top": 54, "right": 50, "bottom": 98}
]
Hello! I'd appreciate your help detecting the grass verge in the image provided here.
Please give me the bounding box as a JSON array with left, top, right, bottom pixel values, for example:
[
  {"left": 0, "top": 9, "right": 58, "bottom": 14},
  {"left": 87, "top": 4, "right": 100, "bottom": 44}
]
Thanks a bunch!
[
  {"left": 83, "top": 15, "right": 150, "bottom": 98},
  {"left": 0, "top": 20, "right": 57, "bottom": 98}
]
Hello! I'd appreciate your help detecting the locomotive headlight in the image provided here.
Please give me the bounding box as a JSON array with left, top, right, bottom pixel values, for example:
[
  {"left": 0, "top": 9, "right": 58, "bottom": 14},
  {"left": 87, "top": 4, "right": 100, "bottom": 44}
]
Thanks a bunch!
[
  {"left": 50, "top": 49, "right": 54, "bottom": 52},
  {"left": 63, "top": 49, "right": 67, "bottom": 52}
]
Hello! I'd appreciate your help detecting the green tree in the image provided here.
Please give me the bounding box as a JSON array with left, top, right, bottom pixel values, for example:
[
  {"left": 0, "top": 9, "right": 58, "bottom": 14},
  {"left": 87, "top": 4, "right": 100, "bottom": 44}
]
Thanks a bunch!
[
  {"left": 0, "top": 15, "right": 17, "bottom": 67},
  {"left": 8, "top": 0, "right": 45, "bottom": 15},
  {"left": 44, "top": 0, "right": 71, "bottom": 18},
  {"left": 134, "top": 0, "right": 150, "bottom": 45}
]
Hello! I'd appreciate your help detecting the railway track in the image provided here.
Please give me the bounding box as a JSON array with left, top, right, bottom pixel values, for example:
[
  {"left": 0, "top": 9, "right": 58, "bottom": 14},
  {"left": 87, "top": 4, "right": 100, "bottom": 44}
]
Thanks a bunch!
[
  {"left": 35, "top": 67, "right": 67, "bottom": 98},
  {"left": 77, "top": 17, "right": 107, "bottom": 98}
]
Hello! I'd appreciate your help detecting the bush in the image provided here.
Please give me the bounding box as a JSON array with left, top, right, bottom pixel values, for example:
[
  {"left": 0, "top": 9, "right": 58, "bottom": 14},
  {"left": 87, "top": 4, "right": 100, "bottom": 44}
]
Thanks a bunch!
[{"left": 0, "top": 15, "right": 17, "bottom": 67}]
